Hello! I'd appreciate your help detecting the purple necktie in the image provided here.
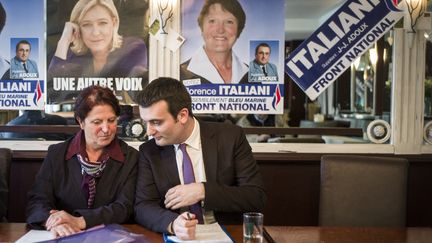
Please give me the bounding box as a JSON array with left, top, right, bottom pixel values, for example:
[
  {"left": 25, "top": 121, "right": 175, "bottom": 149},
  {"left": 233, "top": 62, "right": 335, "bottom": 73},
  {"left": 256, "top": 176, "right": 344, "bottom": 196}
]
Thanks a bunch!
[{"left": 179, "top": 143, "right": 204, "bottom": 224}]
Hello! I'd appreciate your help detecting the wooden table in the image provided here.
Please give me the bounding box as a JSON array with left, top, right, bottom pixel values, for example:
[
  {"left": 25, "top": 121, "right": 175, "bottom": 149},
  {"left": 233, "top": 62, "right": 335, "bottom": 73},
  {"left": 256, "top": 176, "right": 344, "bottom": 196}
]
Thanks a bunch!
[
  {"left": 2, "top": 223, "right": 432, "bottom": 243},
  {"left": 0, "top": 223, "right": 242, "bottom": 242},
  {"left": 265, "top": 226, "right": 432, "bottom": 243}
]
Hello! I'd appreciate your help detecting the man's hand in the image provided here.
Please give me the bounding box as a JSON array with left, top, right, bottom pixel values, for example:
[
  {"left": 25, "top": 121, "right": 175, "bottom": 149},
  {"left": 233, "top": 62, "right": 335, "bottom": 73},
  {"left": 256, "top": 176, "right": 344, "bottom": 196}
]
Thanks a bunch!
[
  {"left": 172, "top": 212, "right": 198, "bottom": 240},
  {"left": 164, "top": 183, "right": 205, "bottom": 209},
  {"left": 45, "top": 210, "right": 86, "bottom": 231}
]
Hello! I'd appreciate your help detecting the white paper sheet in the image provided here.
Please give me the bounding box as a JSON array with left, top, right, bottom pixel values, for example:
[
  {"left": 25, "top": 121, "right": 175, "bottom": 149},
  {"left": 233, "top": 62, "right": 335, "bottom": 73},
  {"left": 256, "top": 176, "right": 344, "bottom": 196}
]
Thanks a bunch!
[
  {"left": 15, "top": 230, "right": 54, "bottom": 243},
  {"left": 167, "top": 223, "right": 233, "bottom": 243}
]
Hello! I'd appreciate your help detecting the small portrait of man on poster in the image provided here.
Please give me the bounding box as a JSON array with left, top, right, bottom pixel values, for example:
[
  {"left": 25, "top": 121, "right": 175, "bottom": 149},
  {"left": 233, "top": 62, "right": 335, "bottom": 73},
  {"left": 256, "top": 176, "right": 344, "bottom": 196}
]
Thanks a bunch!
[
  {"left": 10, "top": 39, "right": 39, "bottom": 79},
  {"left": 249, "top": 41, "right": 279, "bottom": 82}
]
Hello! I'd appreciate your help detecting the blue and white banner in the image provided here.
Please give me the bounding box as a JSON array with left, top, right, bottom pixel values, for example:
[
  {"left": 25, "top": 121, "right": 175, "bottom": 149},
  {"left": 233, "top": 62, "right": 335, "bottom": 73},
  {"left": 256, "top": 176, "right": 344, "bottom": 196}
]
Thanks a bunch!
[
  {"left": 0, "top": 0, "right": 45, "bottom": 110},
  {"left": 0, "top": 80, "right": 44, "bottom": 109},
  {"left": 285, "top": 0, "right": 404, "bottom": 101},
  {"left": 187, "top": 84, "right": 282, "bottom": 113}
]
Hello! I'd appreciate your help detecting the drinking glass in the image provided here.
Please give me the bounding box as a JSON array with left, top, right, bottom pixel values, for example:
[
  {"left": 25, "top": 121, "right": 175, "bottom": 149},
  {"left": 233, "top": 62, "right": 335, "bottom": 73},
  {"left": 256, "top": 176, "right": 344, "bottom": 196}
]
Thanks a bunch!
[{"left": 243, "top": 212, "right": 263, "bottom": 243}]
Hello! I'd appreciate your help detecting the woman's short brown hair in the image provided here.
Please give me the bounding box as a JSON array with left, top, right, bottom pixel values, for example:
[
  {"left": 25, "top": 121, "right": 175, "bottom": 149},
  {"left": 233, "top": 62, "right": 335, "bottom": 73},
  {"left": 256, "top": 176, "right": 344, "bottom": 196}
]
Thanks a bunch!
[
  {"left": 74, "top": 85, "right": 120, "bottom": 123},
  {"left": 197, "top": 0, "right": 246, "bottom": 38}
]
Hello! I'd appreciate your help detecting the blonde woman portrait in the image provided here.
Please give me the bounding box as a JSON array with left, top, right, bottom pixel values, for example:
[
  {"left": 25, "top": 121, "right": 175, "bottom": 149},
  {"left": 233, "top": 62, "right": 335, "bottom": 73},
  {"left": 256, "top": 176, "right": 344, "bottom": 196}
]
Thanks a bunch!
[{"left": 47, "top": 0, "right": 148, "bottom": 103}]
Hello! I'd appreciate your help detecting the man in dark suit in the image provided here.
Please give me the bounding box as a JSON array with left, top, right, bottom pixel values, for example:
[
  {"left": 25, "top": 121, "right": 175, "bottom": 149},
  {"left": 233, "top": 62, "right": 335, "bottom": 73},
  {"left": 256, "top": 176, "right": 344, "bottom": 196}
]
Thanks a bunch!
[
  {"left": 10, "top": 40, "right": 39, "bottom": 79},
  {"left": 249, "top": 42, "right": 278, "bottom": 82},
  {"left": 134, "top": 77, "right": 266, "bottom": 240}
]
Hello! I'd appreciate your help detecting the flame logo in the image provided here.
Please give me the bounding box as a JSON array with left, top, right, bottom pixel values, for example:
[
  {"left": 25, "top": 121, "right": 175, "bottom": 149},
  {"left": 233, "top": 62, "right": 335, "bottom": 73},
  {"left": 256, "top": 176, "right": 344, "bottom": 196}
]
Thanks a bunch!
[
  {"left": 386, "top": 0, "right": 402, "bottom": 11},
  {"left": 272, "top": 84, "right": 281, "bottom": 110},
  {"left": 33, "top": 80, "right": 42, "bottom": 106}
]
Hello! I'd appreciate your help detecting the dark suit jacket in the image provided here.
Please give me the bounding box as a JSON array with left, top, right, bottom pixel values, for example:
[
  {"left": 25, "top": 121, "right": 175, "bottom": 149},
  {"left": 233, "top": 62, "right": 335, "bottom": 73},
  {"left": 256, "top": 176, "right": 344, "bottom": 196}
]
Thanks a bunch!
[
  {"left": 26, "top": 138, "right": 138, "bottom": 229},
  {"left": 134, "top": 121, "right": 266, "bottom": 233},
  {"left": 249, "top": 59, "right": 278, "bottom": 81}
]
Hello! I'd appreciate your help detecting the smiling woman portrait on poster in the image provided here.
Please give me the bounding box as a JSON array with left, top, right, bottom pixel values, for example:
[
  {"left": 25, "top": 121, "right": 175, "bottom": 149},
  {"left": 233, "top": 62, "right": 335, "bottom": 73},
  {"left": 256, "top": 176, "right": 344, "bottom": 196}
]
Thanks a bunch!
[
  {"left": 180, "top": 0, "right": 249, "bottom": 85},
  {"left": 47, "top": 0, "right": 148, "bottom": 103}
]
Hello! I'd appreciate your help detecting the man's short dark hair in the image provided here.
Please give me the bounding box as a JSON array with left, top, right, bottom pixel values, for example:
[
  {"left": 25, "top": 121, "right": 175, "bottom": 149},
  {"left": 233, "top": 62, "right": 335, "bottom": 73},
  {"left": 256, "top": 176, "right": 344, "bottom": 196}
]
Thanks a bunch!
[
  {"left": 197, "top": 0, "right": 246, "bottom": 38},
  {"left": 16, "top": 40, "right": 31, "bottom": 52},
  {"left": 255, "top": 43, "right": 271, "bottom": 55},
  {"left": 0, "top": 2, "right": 6, "bottom": 33},
  {"left": 136, "top": 77, "right": 193, "bottom": 119}
]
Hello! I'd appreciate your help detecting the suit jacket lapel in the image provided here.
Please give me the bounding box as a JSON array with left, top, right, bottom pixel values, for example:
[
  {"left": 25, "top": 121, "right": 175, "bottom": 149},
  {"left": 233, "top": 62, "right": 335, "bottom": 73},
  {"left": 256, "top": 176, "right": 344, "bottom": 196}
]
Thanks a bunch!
[
  {"left": 160, "top": 145, "right": 181, "bottom": 186},
  {"left": 94, "top": 159, "right": 122, "bottom": 205},
  {"left": 200, "top": 122, "right": 218, "bottom": 183},
  {"left": 68, "top": 157, "right": 88, "bottom": 205}
]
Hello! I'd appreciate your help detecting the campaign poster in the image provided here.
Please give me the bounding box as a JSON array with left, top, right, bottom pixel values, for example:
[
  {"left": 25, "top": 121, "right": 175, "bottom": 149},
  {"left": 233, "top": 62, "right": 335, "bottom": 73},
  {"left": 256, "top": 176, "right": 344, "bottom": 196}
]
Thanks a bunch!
[
  {"left": 180, "top": 0, "right": 285, "bottom": 114},
  {"left": 285, "top": 0, "right": 404, "bottom": 101},
  {"left": 46, "top": 0, "right": 149, "bottom": 104},
  {"left": 0, "top": 0, "right": 45, "bottom": 110}
]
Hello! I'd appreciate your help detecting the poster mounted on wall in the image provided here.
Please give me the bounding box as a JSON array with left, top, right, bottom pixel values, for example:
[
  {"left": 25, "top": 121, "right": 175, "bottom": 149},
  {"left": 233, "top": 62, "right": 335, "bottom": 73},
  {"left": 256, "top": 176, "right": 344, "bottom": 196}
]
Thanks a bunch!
[
  {"left": 285, "top": 0, "right": 404, "bottom": 101},
  {"left": 0, "top": 0, "right": 45, "bottom": 110},
  {"left": 180, "top": 0, "right": 285, "bottom": 114},
  {"left": 46, "top": 0, "right": 150, "bottom": 105}
]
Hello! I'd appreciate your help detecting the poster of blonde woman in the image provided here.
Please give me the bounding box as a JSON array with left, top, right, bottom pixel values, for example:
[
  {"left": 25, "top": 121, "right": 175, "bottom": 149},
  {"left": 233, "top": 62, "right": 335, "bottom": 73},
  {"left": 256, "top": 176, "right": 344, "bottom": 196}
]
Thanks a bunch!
[{"left": 46, "top": 0, "right": 149, "bottom": 104}]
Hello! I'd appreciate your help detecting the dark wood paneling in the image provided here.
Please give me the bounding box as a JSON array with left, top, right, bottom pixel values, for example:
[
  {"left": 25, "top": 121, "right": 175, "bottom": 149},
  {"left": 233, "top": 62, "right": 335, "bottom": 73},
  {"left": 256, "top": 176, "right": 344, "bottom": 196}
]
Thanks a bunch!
[
  {"left": 260, "top": 161, "right": 320, "bottom": 226},
  {"left": 8, "top": 159, "right": 41, "bottom": 222},
  {"left": 7, "top": 152, "right": 432, "bottom": 227},
  {"left": 406, "top": 162, "right": 432, "bottom": 226}
]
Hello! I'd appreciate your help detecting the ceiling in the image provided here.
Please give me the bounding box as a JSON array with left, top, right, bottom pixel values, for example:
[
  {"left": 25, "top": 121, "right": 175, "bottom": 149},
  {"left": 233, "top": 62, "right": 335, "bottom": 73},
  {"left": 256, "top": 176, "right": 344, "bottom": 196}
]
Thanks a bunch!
[{"left": 285, "top": 0, "right": 345, "bottom": 40}]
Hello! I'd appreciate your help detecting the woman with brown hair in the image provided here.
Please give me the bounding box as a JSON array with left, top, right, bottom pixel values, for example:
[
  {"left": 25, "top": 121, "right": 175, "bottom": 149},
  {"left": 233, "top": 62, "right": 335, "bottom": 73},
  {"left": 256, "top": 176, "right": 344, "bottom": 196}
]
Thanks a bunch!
[{"left": 26, "top": 85, "right": 138, "bottom": 237}]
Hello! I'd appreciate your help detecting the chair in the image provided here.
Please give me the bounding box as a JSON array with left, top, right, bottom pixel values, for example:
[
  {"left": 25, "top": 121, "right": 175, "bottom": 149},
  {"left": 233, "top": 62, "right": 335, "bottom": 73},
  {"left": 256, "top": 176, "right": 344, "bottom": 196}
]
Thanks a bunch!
[
  {"left": 0, "top": 148, "right": 11, "bottom": 222},
  {"left": 319, "top": 155, "right": 408, "bottom": 227}
]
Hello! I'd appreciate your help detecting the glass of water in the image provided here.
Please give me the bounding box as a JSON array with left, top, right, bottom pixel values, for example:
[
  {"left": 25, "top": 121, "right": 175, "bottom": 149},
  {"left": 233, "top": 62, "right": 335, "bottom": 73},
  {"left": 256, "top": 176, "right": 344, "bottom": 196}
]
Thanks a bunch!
[{"left": 243, "top": 212, "right": 263, "bottom": 243}]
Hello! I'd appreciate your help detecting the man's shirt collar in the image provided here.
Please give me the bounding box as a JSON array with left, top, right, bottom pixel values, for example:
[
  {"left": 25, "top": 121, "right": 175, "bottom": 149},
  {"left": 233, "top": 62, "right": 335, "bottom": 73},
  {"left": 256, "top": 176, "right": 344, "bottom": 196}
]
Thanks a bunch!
[{"left": 174, "top": 117, "right": 200, "bottom": 150}]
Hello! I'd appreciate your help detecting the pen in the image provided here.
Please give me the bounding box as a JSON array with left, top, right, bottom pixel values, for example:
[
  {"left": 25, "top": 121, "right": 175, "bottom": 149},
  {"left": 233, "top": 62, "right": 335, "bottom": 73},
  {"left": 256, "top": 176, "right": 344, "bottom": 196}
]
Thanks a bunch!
[
  {"left": 187, "top": 212, "right": 192, "bottom": 220},
  {"left": 263, "top": 227, "right": 275, "bottom": 243}
]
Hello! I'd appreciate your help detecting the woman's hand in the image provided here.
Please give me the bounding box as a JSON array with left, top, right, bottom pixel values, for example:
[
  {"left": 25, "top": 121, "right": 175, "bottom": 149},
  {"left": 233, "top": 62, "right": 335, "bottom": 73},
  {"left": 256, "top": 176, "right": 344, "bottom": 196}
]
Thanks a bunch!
[
  {"left": 55, "top": 22, "right": 80, "bottom": 59},
  {"left": 45, "top": 210, "right": 86, "bottom": 231},
  {"left": 49, "top": 223, "right": 82, "bottom": 238},
  {"left": 61, "top": 22, "right": 80, "bottom": 44}
]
